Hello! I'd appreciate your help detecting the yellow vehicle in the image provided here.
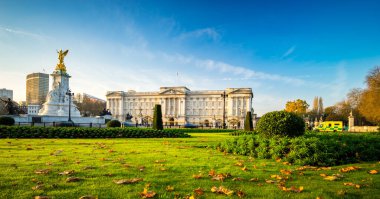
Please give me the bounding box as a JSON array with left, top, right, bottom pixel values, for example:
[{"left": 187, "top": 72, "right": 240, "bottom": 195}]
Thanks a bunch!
[{"left": 314, "top": 121, "right": 344, "bottom": 132}]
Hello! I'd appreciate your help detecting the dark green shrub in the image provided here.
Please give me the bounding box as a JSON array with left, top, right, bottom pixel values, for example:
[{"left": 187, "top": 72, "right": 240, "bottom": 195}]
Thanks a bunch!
[
  {"left": 0, "top": 116, "right": 15, "bottom": 126},
  {"left": 107, "top": 120, "right": 121, "bottom": 127},
  {"left": 153, "top": 104, "right": 163, "bottom": 130},
  {"left": 244, "top": 111, "right": 253, "bottom": 131},
  {"left": 215, "top": 132, "right": 380, "bottom": 166},
  {"left": 256, "top": 111, "right": 305, "bottom": 137}
]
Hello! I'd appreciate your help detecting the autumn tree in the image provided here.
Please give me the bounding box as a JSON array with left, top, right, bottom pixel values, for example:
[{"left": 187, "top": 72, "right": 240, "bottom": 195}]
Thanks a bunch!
[
  {"left": 285, "top": 99, "right": 309, "bottom": 115},
  {"left": 358, "top": 66, "right": 380, "bottom": 124},
  {"left": 74, "top": 95, "right": 106, "bottom": 116}
]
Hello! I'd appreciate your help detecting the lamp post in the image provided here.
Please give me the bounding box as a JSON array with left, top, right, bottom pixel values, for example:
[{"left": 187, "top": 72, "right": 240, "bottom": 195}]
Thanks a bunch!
[
  {"left": 66, "top": 89, "right": 74, "bottom": 123},
  {"left": 221, "top": 91, "right": 228, "bottom": 129}
]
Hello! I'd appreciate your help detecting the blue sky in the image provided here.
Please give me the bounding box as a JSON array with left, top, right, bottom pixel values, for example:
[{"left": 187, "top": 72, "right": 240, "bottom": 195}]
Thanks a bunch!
[{"left": 1, "top": 0, "right": 379, "bottom": 115}]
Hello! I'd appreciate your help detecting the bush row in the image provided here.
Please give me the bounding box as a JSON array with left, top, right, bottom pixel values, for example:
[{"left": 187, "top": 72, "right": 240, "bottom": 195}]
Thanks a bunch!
[
  {"left": 215, "top": 132, "right": 380, "bottom": 166},
  {"left": 163, "top": 128, "right": 235, "bottom": 133},
  {"left": 0, "top": 126, "right": 190, "bottom": 139}
]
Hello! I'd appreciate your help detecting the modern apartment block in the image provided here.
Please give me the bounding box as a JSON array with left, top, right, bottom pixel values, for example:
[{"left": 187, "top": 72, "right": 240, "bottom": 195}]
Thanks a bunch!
[{"left": 26, "top": 73, "right": 49, "bottom": 105}]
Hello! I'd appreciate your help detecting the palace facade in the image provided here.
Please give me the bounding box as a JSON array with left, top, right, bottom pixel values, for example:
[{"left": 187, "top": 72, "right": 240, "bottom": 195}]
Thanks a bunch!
[{"left": 106, "top": 87, "right": 253, "bottom": 128}]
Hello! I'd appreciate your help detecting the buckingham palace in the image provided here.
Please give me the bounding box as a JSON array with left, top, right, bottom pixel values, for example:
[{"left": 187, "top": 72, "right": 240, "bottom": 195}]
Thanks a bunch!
[{"left": 106, "top": 86, "right": 253, "bottom": 128}]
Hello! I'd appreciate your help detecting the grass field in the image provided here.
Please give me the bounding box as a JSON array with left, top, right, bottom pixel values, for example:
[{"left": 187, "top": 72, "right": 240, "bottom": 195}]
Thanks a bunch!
[{"left": 0, "top": 133, "right": 379, "bottom": 199}]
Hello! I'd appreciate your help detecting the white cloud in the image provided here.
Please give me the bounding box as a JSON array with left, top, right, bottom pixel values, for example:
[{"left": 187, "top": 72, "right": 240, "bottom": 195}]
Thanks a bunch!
[
  {"left": 281, "top": 45, "right": 296, "bottom": 59},
  {"left": 0, "top": 26, "right": 45, "bottom": 40},
  {"left": 177, "top": 28, "right": 220, "bottom": 41}
]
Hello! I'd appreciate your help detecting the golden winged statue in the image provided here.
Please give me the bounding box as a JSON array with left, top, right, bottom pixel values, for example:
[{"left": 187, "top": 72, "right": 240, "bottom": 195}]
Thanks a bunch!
[{"left": 55, "top": 49, "right": 69, "bottom": 73}]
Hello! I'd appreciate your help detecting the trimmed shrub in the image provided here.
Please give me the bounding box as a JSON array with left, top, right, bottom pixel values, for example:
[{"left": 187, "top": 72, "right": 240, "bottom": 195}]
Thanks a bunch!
[
  {"left": 0, "top": 116, "right": 15, "bottom": 126},
  {"left": 256, "top": 111, "right": 305, "bottom": 137},
  {"left": 107, "top": 120, "right": 121, "bottom": 127},
  {"left": 153, "top": 104, "right": 163, "bottom": 130},
  {"left": 0, "top": 126, "right": 191, "bottom": 139},
  {"left": 244, "top": 111, "right": 253, "bottom": 131},
  {"left": 215, "top": 132, "right": 380, "bottom": 166}
]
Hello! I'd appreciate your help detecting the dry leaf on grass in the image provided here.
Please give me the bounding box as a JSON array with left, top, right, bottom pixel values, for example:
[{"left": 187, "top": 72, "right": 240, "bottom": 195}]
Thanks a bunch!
[
  {"left": 211, "top": 186, "right": 234, "bottom": 196},
  {"left": 192, "top": 174, "right": 203, "bottom": 179},
  {"left": 34, "top": 169, "right": 51, "bottom": 175},
  {"left": 249, "top": 178, "right": 259, "bottom": 182},
  {"left": 368, "top": 170, "right": 378, "bottom": 174},
  {"left": 339, "top": 166, "right": 360, "bottom": 173},
  {"left": 66, "top": 177, "right": 81, "bottom": 182},
  {"left": 32, "top": 184, "right": 44, "bottom": 190},
  {"left": 232, "top": 177, "right": 244, "bottom": 181},
  {"left": 113, "top": 178, "right": 143, "bottom": 184},
  {"left": 343, "top": 182, "right": 361, "bottom": 189},
  {"left": 193, "top": 188, "right": 204, "bottom": 196},
  {"left": 58, "top": 170, "right": 75, "bottom": 175},
  {"left": 166, "top": 185, "right": 174, "bottom": 192},
  {"left": 34, "top": 196, "right": 51, "bottom": 199},
  {"left": 140, "top": 188, "right": 156, "bottom": 198},
  {"left": 79, "top": 196, "right": 97, "bottom": 199},
  {"left": 237, "top": 190, "right": 245, "bottom": 198},
  {"left": 280, "top": 186, "right": 304, "bottom": 193},
  {"left": 280, "top": 169, "right": 292, "bottom": 175}
]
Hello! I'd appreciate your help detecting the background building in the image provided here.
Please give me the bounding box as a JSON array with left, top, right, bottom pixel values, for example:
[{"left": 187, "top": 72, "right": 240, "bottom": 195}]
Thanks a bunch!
[
  {"left": 26, "top": 73, "right": 49, "bottom": 105},
  {"left": 106, "top": 86, "right": 253, "bottom": 128},
  {"left": 0, "top": 88, "right": 13, "bottom": 100}
]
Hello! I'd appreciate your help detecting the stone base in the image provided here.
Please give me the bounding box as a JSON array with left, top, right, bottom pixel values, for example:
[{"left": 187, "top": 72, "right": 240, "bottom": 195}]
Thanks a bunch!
[{"left": 39, "top": 103, "right": 80, "bottom": 117}]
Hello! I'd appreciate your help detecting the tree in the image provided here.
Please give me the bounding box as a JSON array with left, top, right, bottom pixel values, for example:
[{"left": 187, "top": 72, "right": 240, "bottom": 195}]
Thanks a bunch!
[
  {"left": 358, "top": 66, "right": 380, "bottom": 124},
  {"left": 318, "top": 97, "right": 324, "bottom": 115},
  {"left": 244, "top": 111, "right": 253, "bottom": 131},
  {"left": 347, "top": 88, "right": 363, "bottom": 109},
  {"left": 312, "top": 97, "right": 319, "bottom": 114},
  {"left": 153, "top": 104, "right": 163, "bottom": 130},
  {"left": 285, "top": 99, "right": 309, "bottom": 114},
  {"left": 74, "top": 95, "right": 106, "bottom": 116}
]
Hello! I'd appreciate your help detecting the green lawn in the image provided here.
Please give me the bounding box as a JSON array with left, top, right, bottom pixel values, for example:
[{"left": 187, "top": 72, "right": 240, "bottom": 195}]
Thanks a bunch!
[{"left": 0, "top": 133, "right": 379, "bottom": 199}]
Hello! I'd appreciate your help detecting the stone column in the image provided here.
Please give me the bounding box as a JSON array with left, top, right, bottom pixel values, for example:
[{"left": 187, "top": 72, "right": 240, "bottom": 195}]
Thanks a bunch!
[{"left": 348, "top": 111, "right": 354, "bottom": 131}]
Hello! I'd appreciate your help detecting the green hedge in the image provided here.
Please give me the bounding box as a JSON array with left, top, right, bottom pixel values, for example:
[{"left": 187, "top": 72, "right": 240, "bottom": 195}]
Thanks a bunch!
[
  {"left": 0, "top": 116, "right": 15, "bottom": 126},
  {"left": 215, "top": 132, "right": 380, "bottom": 166},
  {"left": 0, "top": 126, "right": 190, "bottom": 139},
  {"left": 164, "top": 128, "right": 235, "bottom": 133},
  {"left": 107, "top": 120, "right": 121, "bottom": 127}
]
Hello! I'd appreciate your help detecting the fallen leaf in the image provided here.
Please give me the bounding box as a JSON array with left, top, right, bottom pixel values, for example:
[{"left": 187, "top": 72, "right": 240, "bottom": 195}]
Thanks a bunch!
[
  {"left": 113, "top": 178, "right": 143, "bottom": 184},
  {"left": 324, "top": 176, "right": 338, "bottom": 181},
  {"left": 79, "top": 196, "right": 97, "bottom": 199},
  {"left": 66, "top": 177, "right": 81, "bottom": 182},
  {"left": 159, "top": 168, "right": 167, "bottom": 171},
  {"left": 280, "top": 186, "right": 304, "bottom": 193},
  {"left": 192, "top": 174, "right": 203, "bottom": 179},
  {"left": 368, "top": 170, "right": 378, "bottom": 174},
  {"left": 32, "top": 184, "right": 44, "bottom": 190},
  {"left": 35, "top": 169, "right": 51, "bottom": 175},
  {"left": 211, "top": 186, "right": 234, "bottom": 196},
  {"left": 280, "top": 169, "right": 292, "bottom": 175},
  {"left": 241, "top": 166, "right": 248, "bottom": 171},
  {"left": 265, "top": 179, "right": 276, "bottom": 184},
  {"left": 320, "top": 173, "right": 327, "bottom": 177},
  {"left": 139, "top": 166, "right": 146, "bottom": 172},
  {"left": 344, "top": 182, "right": 361, "bottom": 189},
  {"left": 249, "top": 178, "right": 259, "bottom": 182},
  {"left": 34, "top": 196, "right": 51, "bottom": 199},
  {"left": 237, "top": 190, "right": 245, "bottom": 198},
  {"left": 59, "top": 170, "right": 75, "bottom": 175},
  {"left": 193, "top": 188, "right": 204, "bottom": 196},
  {"left": 140, "top": 188, "right": 156, "bottom": 198},
  {"left": 26, "top": 147, "right": 33, "bottom": 150},
  {"left": 339, "top": 166, "right": 360, "bottom": 173},
  {"left": 166, "top": 185, "right": 174, "bottom": 192},
  {"left": 232, "top": 177, "right": 244, "bottom": 181},
  {"left": 282, "top": 162, "right": 291, "bottom": 165},
  {"left": 155, "top": 160, "right": 166, "bottom": 163},
  {"left": 234, "top": 161, "right": 244, "bottom": 167},
  {"left": 208, "top": 169, "right": 216, "bottom": 176}
]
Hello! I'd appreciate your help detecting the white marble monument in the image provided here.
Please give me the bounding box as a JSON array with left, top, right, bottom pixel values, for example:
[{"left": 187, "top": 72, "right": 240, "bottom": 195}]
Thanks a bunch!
[{"left": 38, "top": 50, "right": 80, "bottom": 117}]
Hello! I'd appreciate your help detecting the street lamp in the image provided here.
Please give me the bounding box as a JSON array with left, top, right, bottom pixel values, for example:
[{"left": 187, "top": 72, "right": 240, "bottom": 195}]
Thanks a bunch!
[
  {"left": 221, "top": 91, "right": 228, "bottom": 129},
  {"left": 66, "top": 89, "right": 74, "bottom": 123}
]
